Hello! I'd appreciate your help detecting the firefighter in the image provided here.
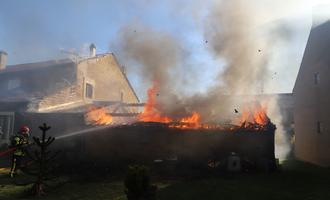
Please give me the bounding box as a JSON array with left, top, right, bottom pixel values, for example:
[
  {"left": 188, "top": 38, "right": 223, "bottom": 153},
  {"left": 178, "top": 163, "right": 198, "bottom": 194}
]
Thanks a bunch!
[{"left": 10, "top": 126, "right": 30, "bottom": 178}]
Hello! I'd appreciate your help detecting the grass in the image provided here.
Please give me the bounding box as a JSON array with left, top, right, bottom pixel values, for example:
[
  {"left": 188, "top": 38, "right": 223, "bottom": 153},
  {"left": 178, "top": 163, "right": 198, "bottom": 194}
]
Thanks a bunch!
[{"left": 0, "top": 160, "right": 330, "bottom": 200}]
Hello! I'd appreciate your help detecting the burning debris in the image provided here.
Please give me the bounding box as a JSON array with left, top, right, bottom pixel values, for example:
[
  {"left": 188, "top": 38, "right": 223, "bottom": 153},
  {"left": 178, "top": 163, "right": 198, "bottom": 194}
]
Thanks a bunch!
[
  {"left": 136, "top": 83, "right": 273, "bottom": 131},
  {"left": 83, "top": 82, "right": 273, "bottom": 133},
  {"left": 84, "top": 106, "right": 113, "bottom": 125},
  {"left": 137, "top": 84, "right": 202, "bottom": 129},
  {"left": 239, "top": 101, "right": 269, "bottom": 126},
  {"left": 138, "top": 83, "right": 172, "bottom": 123}
]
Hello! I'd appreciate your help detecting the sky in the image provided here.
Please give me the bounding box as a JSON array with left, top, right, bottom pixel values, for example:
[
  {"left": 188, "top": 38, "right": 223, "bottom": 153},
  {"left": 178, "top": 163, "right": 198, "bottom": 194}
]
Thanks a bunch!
[{"left": 0, "top": 0, "right": 330, "bottom": 101}]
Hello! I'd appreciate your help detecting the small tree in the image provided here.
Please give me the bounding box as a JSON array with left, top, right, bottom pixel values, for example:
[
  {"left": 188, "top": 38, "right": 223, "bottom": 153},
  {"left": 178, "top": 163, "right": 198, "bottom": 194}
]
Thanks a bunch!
[
  {"left": 124, "top": 165, "right": 157, "bottom": 200},
  {"left": 26, "top": 123, "right": 59, "bottom": 196}
]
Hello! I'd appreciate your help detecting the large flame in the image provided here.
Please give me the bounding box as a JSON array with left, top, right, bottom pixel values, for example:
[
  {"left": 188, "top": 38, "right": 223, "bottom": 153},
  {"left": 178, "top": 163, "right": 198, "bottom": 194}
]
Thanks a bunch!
[
  {"left": 138, "top": 83, "right": 172, "bottom": 123},
  {"left": 240, "top": 101, "right": 269, "bottom": 126},
  {"left": 176, "top": 112, "right": 202, "bottom": 129},
  {"left": 138, "top": 84, "right": 202, "bottom": 128},
  {"left": 139, "top": 84, "right": 270, "bottom": 131},
  {"left": 180, "top": 112, "right": 201, "bottom": 125},
  {"left": 85, "top": 106, "right": 113, "bottom": 125}
]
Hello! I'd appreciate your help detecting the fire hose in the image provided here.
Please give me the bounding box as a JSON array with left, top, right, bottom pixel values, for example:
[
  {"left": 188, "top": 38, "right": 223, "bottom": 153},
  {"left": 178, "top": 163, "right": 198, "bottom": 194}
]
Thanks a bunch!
[
  {"left": 0, "top": 125, "right": 111, "bottom": 157},
  {"left": 0, "top": 143, "right": 35, "bottom": 157},
  {"left": 0, "top": 144, "right": 35, "bottom": 169},
  {"left": 0, "top": 147, "right": 16, "bottom": 157}
]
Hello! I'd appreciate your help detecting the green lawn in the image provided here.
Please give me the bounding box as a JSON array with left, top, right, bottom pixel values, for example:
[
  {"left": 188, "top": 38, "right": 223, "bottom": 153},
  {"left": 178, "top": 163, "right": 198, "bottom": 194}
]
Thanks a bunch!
[{"left": 1, "top": 160, "right": 330, "bottom": 200}]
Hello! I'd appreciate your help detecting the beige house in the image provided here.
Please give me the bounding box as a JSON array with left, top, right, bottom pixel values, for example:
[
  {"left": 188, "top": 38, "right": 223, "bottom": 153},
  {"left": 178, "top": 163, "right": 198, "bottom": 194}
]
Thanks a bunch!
[
  {"left": 0, "top": 45, "right": 139, "bottom": 112},
  {"left": 293, "top": 20, "right": 330, "bottom": 166},
  {"left": 0, "top": 45, "right": 140, "bottom": 145}
]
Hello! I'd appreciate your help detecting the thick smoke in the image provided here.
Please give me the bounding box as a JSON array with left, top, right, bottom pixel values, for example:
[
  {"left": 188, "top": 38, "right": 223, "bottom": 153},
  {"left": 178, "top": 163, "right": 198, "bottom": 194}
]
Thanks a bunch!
[
  {"left": 112, "top": 20, "right": 232, "bottom": 120},
  {"left": 111, "top": 22, "right": 192, "bottom": 117},
  {"left": 267, "top": 96, "right": 292, "bottom": 160},
  {"left": 204, "top": 0, "right": 271, "bottom": 94},
  {"left": 203, "top": 0, "right": 293, "bottom": 160},
  {"left": 112, "top": 0, "right": 293, "bottom": 160},
  {"left": 112, "top": 23, "right": 183, "bottom": 90}
]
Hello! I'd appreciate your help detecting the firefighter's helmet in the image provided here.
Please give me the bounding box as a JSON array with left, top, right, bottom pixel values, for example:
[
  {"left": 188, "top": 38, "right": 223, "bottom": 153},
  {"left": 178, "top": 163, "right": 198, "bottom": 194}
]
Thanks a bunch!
[{"left": 20, "top": 126, "right": 30, "bottom": 134}]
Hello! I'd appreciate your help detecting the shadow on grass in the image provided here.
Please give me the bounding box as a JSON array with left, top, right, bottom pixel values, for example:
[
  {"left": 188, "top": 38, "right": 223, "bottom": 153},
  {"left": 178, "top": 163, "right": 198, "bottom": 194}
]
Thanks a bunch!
[
  {"left": 157, "top": 160, "right": 330, "bottom": 200},
  {"left": 0, "top": 160, "right": 329, "bottom": 200}
]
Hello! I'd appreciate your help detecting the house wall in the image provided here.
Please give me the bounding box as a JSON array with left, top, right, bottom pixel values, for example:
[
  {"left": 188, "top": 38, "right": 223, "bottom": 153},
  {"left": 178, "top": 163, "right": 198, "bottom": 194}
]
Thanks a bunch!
[
  {"left": 293, "top": 21, "right": 330, "bottom": 166},
  {"left": 37, "top": 64, "right": 84, "bottom": 111},
  {"left": 0, "top": 53, "right": 140, "bottom": 114},
  {"left": 78, "top": 54, "right": 139, "bottom": 112},
  {"left": 0, "top": 62, "right": 81, "bottom": 112}
]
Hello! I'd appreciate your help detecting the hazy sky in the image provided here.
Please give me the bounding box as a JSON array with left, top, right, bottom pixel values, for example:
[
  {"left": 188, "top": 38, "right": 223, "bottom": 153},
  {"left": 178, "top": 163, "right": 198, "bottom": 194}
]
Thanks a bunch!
[{"left": 0, "top": 0, "right": 329, "bottom": 100}]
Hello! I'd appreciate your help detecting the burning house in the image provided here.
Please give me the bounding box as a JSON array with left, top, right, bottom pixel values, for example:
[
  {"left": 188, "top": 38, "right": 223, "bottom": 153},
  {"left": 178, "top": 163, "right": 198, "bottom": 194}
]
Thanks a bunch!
[
  {"left": 54, "top": 83, "right": 279, "bottom": 172},
  {"left": 0, "top": 44, "right": 140, "bottom": 146},
  {"left": 60, "top": 121, "right": 277, "bottom": 172},
  {"left": 294, "top": 20, "right": 330, "bottom": 166},
  {"left": 0, "top": 39, "right": 295, "bottom": 172},
  {"left": 0, "top": 39, "right": 290, "bottom": 172}
]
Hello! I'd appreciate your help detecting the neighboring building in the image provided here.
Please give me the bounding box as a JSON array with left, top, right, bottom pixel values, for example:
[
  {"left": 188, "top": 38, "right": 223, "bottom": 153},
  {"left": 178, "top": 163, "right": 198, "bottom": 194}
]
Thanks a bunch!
[
  {"left": 0, "top": 45, "right": 140, "bottom": 146},
  {"left": 293, "top": 20, "right": 330, "bottom": 166}
]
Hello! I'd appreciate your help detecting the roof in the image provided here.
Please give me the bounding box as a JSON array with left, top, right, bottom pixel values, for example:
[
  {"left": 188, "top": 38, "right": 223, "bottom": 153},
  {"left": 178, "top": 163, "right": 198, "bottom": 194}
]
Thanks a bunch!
[
  {"left": 0, "top": 53, "right": 140, "bottom": 103},
  {"left": 293, "top": 20, "right": 330, "bottom": 92},
  {"left": 111, "top": 53, "right": 140, "bottom": 102},
  {"left": 74, "top": 52, "right": 140, "bottom": 102},
  {"left": 0, "top": 58, "right": 74, "bottom": 74}
]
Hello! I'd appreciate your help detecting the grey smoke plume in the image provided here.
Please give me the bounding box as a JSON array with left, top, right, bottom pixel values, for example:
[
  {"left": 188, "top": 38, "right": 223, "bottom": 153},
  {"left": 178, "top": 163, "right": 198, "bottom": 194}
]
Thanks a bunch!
[
  {"left": 111, "top": 22, "right": 191, "bottom": 117},
  {"left": 112, "top": 0, "right": 294, "bottom": 159},
  {"left": 112, "top": 22, "right": 183, "bottom": 90},
  {"left": 203, "top": 0, "right": 293, "bottom": 160},
  {"left": 204, "top": 0, "right": 271, "bottom": 94}
]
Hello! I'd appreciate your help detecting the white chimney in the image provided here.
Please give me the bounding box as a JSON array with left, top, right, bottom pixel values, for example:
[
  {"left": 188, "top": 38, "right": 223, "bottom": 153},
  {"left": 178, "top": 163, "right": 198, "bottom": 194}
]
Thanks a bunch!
[
  {"left": 0, "top": 51, "right": 7, "bottom": 70},
  {"left": 89, "top": 43, "right": 96, "bottom": 57}
]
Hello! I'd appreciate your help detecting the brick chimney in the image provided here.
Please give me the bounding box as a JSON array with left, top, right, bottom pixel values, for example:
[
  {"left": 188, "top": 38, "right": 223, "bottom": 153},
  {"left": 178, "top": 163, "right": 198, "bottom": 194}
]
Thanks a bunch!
[
  {"left": 89, "top": 43, "right": 96, "bottom": 57},
  {"left": 0, "top": 51, "right": 7, "bottom": 70}
]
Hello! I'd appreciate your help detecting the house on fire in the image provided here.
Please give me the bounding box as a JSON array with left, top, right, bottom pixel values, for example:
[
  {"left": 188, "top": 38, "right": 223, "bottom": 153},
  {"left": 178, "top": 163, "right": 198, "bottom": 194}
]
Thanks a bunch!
[
  {"left": 0, "top": 44, "right": 140, "bottom": 146},
  {"left": 294, "top": 20, "right": 330, "bottom": 166}
]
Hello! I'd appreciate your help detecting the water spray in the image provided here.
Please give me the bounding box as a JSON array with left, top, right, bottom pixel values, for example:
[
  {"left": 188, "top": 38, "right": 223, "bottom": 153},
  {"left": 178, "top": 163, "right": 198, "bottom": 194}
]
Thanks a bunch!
[{"left": 55, "top": 125, "right": 113, "bottom": 140}]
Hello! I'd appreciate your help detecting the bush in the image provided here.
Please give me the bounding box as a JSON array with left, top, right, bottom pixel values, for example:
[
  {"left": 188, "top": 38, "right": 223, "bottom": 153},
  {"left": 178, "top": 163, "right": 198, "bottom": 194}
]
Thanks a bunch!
[{"left": 124, "top": 165, "right": 157, "bottom": 200}]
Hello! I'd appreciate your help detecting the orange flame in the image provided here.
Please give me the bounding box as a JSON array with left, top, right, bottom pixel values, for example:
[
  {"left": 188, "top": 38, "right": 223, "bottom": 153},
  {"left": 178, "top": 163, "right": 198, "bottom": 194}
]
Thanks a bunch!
[
  {"left": 178, "top": 112, "right": 201, "bottom": 129},
  {"left": 138, "top": 84, "right": 172, "bottom": 123},
  {"left": 139, "top": 85, "right": 270, "bottom": 131},
  {"left": 85, "top": 106, "right": 113, "bottom": 125},
  {"left": 138, "top": 84, "right": 203, "bottom": 128},
  {"left": 240, "top": 101, "right": 269, "bottom": 126}
]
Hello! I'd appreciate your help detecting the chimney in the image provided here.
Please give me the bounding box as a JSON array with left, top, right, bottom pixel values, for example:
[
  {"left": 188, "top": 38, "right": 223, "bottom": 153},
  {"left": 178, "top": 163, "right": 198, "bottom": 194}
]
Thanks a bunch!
[
  {"left": 89, "top": 43, "right": 96, "bottom": 57},
  {"left": 0, "top": 51, "right": 8, "bottom": 70}
]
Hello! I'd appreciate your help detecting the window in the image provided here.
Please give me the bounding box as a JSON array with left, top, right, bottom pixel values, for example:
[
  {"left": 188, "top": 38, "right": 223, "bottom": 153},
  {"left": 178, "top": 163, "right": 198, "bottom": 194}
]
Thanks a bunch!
[
  {"left": 314, "top": 72, "right": 320, "bottom": 85},
  {"left": 7, "top": 79, "right": 21, "bottom": 90},
  {"left": 85, "top": 83, "right": 94, "bottom": 99},
  {"left": 317, "top": 121, "right": 322, "bottom": 134},
  {"left": 120, "top": 91, "right": 124, "bottom": 102}
]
